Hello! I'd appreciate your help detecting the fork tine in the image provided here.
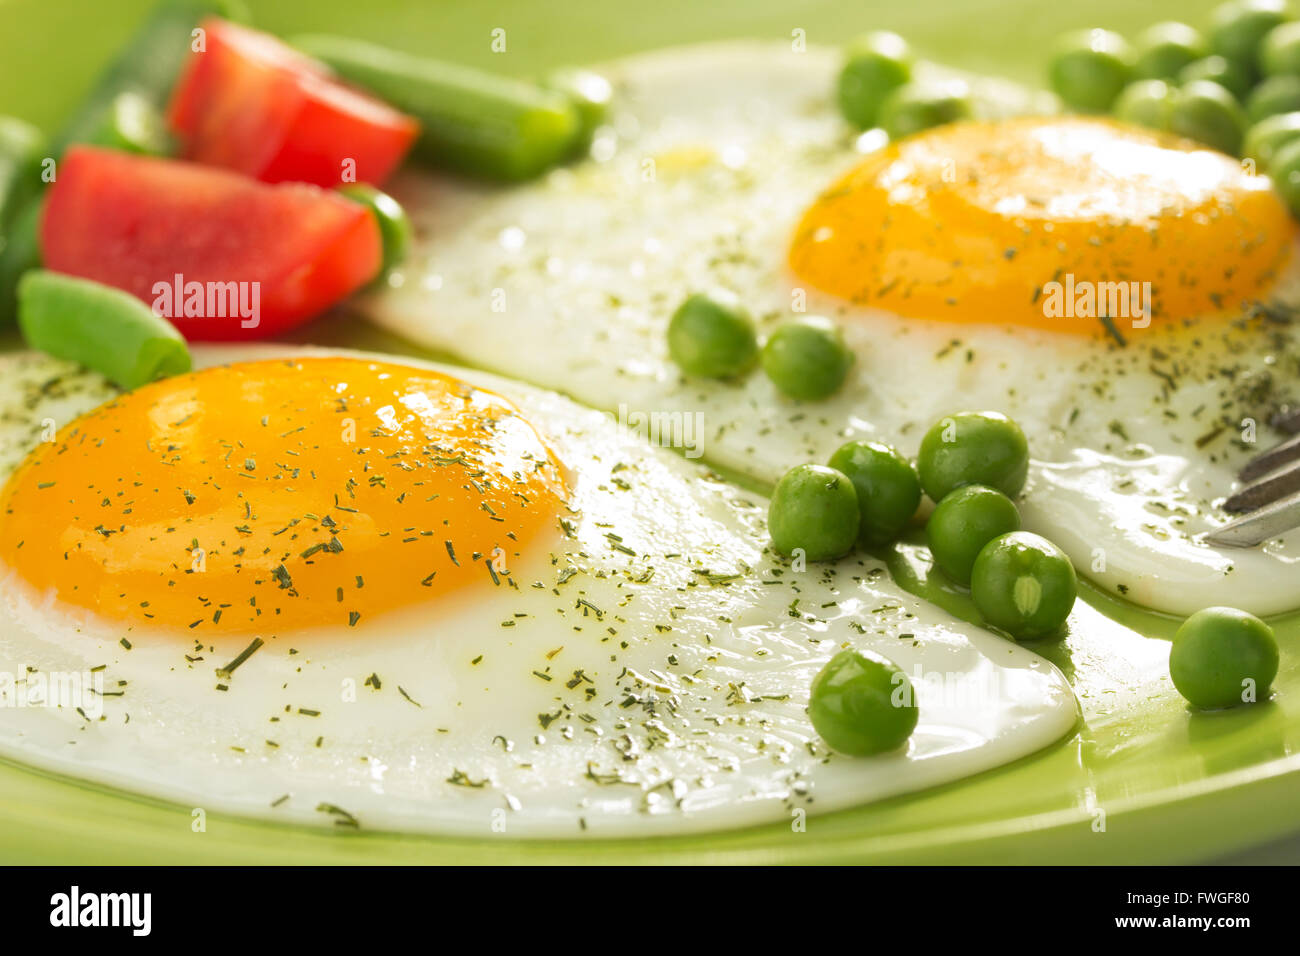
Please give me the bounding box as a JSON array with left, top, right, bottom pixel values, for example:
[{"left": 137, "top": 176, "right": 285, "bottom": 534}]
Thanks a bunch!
[
  {"left": 1206, "top": 488, "right": 1300, "bottom": 547},
  {"left": 1210, "top": 414, "right": 1300, "bottom": 546},
  {"left": 1224, "top": 457, "right": 1300, "bottom": 513},
  {"left": 1271, "top": 406, "right": 1300, "bottom": 435},
  {"left": 1238, "top": 432, "right": 1300, "bottom": 482}
]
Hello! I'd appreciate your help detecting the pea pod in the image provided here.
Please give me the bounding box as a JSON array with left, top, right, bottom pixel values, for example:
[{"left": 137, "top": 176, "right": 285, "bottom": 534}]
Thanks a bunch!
[
  {"left": 0, "top": 196, "right": 42, "bottom": 324},
  {"left": 2, "top": 0, "right": 232, "bottom": 319},
  {"left": 338, "top": 183, "right": 411, "bottom": 276},
  {"left": 543, "top": 67, "right": 612, "bottom": 156},
  {"left": 86, "top": 91, "right": 173, "bottom": 155},
  {"left": 17, "top": 270, "right": 191, "bottom": 389},
  {"left": 50, "top": 0, "right": 246, "bottom": 157},
  {"left": 0, "top": 117, "right": 44, "bottom": 232},
  {"left": 292, "top": 34, "right": 582, "bottom": 181}
]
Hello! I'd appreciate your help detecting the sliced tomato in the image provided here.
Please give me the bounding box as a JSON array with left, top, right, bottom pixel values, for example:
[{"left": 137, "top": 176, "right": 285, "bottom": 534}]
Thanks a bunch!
[
  {"left": 41, "top": 145, "right": 382, "bottom": 340},
  {"left": 168, "top": 18, "right": 418, "bottom": 187}
]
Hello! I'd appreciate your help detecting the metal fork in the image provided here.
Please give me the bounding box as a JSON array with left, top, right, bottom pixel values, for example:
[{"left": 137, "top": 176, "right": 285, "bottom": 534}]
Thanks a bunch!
[{"left": 1205, "top": 407, "right": 1300, "bottom": 547}]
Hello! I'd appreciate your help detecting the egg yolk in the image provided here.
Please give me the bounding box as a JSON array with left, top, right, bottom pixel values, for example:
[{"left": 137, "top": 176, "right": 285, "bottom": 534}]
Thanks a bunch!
[
  {"left": 789, "top": 117, "right": 1297, "bottom": 332},
  {"left": 0, "top": 357, "right": 570, "bottom": 635}
]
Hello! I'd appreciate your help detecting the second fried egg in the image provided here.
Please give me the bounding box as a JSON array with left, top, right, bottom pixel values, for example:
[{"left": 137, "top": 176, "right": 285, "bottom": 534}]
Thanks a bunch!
[{"left": 366, "top": 41, "right": 1300, "bottom": 616}]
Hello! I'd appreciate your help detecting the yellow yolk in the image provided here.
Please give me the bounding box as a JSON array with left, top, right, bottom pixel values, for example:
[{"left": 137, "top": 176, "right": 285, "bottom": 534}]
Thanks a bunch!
[
  {"left": 0, "top": 357, "right": 570, "bottom": 635},
  {"left": 789, "top": 116, "right": 1297, "bottom": 331}
]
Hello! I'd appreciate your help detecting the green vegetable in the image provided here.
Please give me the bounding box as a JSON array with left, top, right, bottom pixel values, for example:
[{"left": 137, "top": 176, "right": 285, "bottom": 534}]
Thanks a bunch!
[
  {"left": 1267, "top": 134, "right": 1300, "bottom": 211},
  {"left": 0, "top": 117, "right": 44, "bottom": 232},
  {"left": 970, "top": 532, "right": 1077, "bottom": 640},
  {"left": 1177, "top": 55, "right": 1253, "bottom": 99},
  {"left": 1113, "top": 80, "right": 1176, "bottom": 130},
  {"left": 926, "top": 484, "right": 1021, "bottom": 586},
  {"left": 1134, "top": 22, "right": 1207, "bottom": 80},
  {"left": 1244, "top": 109, "right": 1300, "bottom": 167},
  {"left": 17, "top": 270, "right": 191, "bottom": 389},
  {"left": 0, "top": 196, "right": 42, "bottom": 324},
  {"left": 86, "top": 91, "right": 172, "bottom": 155},
  {"left": 666, "top": 291, "right": 758, "bottom": 379},
  {"left": 760, "top": 315, "right": 854, "bottom": 400},
  {"left": 1208, "top": 0, "right": 1291, "bottom": 75},
  {"left": 878, "top": 81, "right": 972, "bottom": 139},
  {"left": 1047, "top": 29, "right": 1135, "bottom": 113},
  {"left": 916, "top": 410, "right": 1029, "bottom": 502},
  {"left": 827, "top": 440, "right": 921, "bottom": 546},
  {"left": 543, "top": 67, "right": 612, "bottom": 155},
  {"left": 1169, "top": 80, "right": 1248, "bottom": 155},
  {"left": 837, "top": 31, "right": 913, "bottom": 129},
  {"left": 1169, "top": 606, "right": 1279, "bottom": 709},
  {"left": 1247, "top": 74, "right": 1300, "bottom": 121},
  {"left": 768, "top": 463, "right": 859, "bottom": 562},
  {"left": 1263, "top": 20, "right": 1300, "bottom": 75},
  {"left": 4, "top": 0, "right": 232, "bottom": 319},
  {"left": 338, "top": 183, "right": 412, "bottom": 275},
  {"left": 809, "top": 649, "right": 918, "bottom": 756},
  {"left": 50, "top": 0, "right": 245, "bottom": 158},
  {"left": 293, "top": 34, "right": 582, "bottom": 181}
]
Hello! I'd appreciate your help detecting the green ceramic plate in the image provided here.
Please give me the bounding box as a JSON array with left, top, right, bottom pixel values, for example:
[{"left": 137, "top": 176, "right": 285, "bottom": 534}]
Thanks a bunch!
[{"left": 2, "top": 0, "right": 1298, "bottom": 864}]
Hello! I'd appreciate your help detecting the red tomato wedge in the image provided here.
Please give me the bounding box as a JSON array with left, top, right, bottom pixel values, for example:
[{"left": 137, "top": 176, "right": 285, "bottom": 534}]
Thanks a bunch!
[
  {"left": 168, "top": 18, "right": 418, "bottom": 187},
  {"left": 42, "top": 146, "right": 383, "bottom": 340}
]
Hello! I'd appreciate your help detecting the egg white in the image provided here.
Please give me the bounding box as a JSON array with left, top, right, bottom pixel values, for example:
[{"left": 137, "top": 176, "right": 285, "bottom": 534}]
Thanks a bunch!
[
  {"left": 0, "top": 346, "right": 1075, "bottom": 837},
  {"left": 364, "top": 40, "right": 1300, "bottom": 616}
]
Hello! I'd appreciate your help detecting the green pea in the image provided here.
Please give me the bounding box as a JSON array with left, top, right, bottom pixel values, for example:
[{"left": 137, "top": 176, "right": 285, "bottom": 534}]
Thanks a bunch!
[
  {"left": 1047, "top": 29, "right": 1135, "bottom": 113},
  {"left": 1113, "top": 80, "right": 1175, "bottom": 130},
  {"left": 768, "top": 463, "right": 859, "bottom": 562},
  {"left": 1177, "top": 55, "right": 1253, "bottom": 99},
  {"left": 828, "top": 440, "right": 921, "bottom": 546},
  {"left": 1169, "top": 80, "right": 1248, "bottom": 154},
  {"left": 916, "top": 410, "right": 1029, "bottom": 502},
  {"left": 877, "top": 81, "right": 973, "bottom": 140},
  {"left": 544, "top": 67, "right": 612, "bottom": 155},
  {"left": 1266, "top": 134, "right": 1300, "bottom": 212},
  {"left": 1209, "top": 0, "right": 1291, "bottom": 74},
  {"left": 926, "top": 485, "right": 1021, "bottom": 586},
  {"left": 1169, "top": 606, "right": 1279, "bottom": 709},
  {"left": 1134, "top": 22, "right": 1208, "bottom": 80},
  {"left": 666, "top": 291, "right": 759, "bottom": 379},
  {"left": 1243, "top": 110, "right": 1300, "bottom": 167},
  {"left": 837, "top": 31, "right": 913, "bottom": 129},
  {"left": 1247, "top": 74, "right": 1300, "bottom": 121},
  {"left": 761, "top": 315, "right": 854, "bottom": 400},
  {"left": 970, "top": 532, "right": 1077, "bottom": 641},
  {"left": 338, "top": 184, "right": 412, "bottom": 277},
  {"left": 809, "top": 649, "right": 919, "bottom": 756}
]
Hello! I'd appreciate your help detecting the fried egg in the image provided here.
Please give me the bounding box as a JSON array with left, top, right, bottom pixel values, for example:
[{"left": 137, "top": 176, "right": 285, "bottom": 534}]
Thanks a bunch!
[
  {"left": 0, "top": 346, "right": 1074, "bottom": 837},
  {"left": 365, "top": 42, "right": 1300, "bottom": 616}
]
